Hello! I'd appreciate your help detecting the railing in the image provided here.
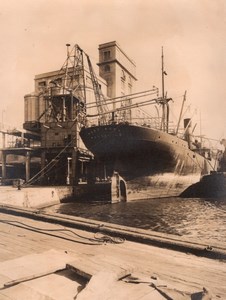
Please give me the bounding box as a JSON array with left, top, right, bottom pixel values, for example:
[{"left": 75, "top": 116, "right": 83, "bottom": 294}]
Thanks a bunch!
[
  {"left": 0, "top": 122, "right": 41, "bottom": 149},
  {"left": 85, "top": 116, "right": 162, "bottom": 130},
  {"left": 5, "top": 140, "right": 41, "bottom": 149}
]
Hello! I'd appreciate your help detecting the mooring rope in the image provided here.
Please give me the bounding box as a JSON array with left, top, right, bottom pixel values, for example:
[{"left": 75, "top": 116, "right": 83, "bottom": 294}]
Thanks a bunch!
[{"left": 0, "top": 219, "right": 125, "bottom": 246}]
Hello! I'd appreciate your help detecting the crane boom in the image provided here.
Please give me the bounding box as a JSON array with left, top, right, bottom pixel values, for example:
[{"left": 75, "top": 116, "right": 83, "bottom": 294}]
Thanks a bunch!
[{"left": 86, "top": 54, "right": 109, "bottom": 124}]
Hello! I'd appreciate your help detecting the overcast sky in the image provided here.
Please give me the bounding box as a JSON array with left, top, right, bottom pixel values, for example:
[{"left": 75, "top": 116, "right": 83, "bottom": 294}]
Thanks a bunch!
[{"left": 0, "top": 0, "right": 225, "bottom": 142}]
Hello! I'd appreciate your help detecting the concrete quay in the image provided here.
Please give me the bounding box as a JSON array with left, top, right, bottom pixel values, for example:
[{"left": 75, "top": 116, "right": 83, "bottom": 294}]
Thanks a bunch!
[
  {"left": 0, "top": 186, "right": 73, "bottom": 208},
  {"left": 0, "top": 205, "right": 225, "bottom": 299}
]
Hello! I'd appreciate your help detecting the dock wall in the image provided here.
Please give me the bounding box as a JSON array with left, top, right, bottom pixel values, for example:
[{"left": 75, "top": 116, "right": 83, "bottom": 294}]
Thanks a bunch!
[{"left": 0, "top": 186, "right": 73, "bottom": 209}]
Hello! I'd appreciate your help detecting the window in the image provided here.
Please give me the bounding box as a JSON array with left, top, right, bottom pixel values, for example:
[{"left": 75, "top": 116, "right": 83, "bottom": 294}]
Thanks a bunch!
[
  {"left": 104, "top": 65, "right": 111, "bottom": 72},
  {"left": 121, "top": 70, "right": 126, "bottom": 80},
  {"left": 121, "top": 79, "right": 125, "bottom": 90},
  {"left": 128, "top": 83, "right": 132, "bottom": 94},
  {"left": 103, "top": 51, "right": 111, "bottom": 61},
  {"left": 55, "top": 77, "right": 62, "bottom": 85},
  {"left": 38, "top": 81, "right": 46, "bottom": 87},
  {"left": 107, "top": 87, "right": 112, "bottom": 98}
]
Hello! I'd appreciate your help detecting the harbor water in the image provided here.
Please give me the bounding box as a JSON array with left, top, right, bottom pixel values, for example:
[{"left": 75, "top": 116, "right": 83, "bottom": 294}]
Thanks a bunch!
[{"left": 43, "top": 197, "right": 226, "bottom": 246}]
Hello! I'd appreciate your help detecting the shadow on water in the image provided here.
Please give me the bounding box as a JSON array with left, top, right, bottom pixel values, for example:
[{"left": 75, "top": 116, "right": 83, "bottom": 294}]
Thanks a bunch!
[{"left": 43, "top": 197, "right": 226, "bottom": 244}]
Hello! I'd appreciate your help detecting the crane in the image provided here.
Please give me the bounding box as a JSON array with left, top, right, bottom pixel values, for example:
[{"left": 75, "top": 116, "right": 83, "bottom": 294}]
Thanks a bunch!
[{"left": 85, "top": 54, "right": 110, "bottom": 125}]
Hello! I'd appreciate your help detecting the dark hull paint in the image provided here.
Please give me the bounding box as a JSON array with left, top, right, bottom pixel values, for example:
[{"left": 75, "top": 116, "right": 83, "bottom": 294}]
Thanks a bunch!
[
  {"left": 80, "top": 124, "right": 217, "bottom": 199},
  {"left": 180, "top": 172, "right": 226, "bottom": 198}
]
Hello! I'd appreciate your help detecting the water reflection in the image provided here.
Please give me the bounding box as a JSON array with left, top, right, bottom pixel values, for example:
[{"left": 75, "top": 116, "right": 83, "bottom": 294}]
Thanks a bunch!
[{"left": 43, "top": 197, "right": 226, "bottom": 245}]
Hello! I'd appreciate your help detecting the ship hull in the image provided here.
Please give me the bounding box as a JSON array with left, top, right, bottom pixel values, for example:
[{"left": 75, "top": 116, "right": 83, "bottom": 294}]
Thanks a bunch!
[{"left": 80, "top": 124, "right": 216, "bottom": 200}]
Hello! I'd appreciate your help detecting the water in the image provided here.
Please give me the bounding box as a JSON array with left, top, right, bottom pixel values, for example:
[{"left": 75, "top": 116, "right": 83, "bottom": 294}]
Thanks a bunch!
[{"left": 43, "top": 197, "right": 226, "bottom": 246}]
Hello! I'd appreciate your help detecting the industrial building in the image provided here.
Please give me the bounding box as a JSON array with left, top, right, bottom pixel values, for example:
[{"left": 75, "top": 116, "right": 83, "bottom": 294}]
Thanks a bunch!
[
  {"left": 0, "top": 41, "right": 138, "bottom": 190},
  {"left": 98, "top": 41, "right": 137, "bottom": 99}
]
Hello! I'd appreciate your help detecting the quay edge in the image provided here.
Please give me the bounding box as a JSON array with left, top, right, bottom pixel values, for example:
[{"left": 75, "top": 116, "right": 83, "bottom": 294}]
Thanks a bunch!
[{"left": 0, "top": 205, "right": 226, "bottom": 261}]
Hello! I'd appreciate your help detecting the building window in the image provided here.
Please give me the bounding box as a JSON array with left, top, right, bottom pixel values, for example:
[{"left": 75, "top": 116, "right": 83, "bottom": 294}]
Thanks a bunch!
[
  {"left": 121, "top": 79, "right": 125, "bottom": 90},
  {"left": 103, "top": 51, "right": 111, "bottom": 61},
  {"left": 128, "top": 83, "right": 132, "bottom": 94},
  {"left": 104, "top": 65, "right": 111, "bottom": 72},
  {"left": 121, "top": 70, "right": 126, "bottom": 80},
  {"left": 107, "top": 87, "right": 112, "bottom": 98},
  {"left": 38, "top": 81, "right": 46, "bottom": 87},
  {"left": 55, "top": 77, "right": 62, "bottom": 85}
]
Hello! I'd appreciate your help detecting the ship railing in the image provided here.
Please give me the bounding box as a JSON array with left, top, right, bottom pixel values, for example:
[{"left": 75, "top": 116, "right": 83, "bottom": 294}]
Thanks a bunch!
[
  {"left": 131, "top": 117, "right": 161, "bottom": 128},
  {"left": 85, "top": 116, "right": 163, "bottom": 129},
  {"left": 192, "top": 147, "right": 211, "bottom": 157}
]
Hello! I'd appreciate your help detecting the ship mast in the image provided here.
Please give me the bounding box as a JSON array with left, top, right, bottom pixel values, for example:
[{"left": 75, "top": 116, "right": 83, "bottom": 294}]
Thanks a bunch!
[
  {"left": 161, "top": 47, "right": 168, "bottom": 132},
  {"left": 161, "top": 47, "right": 165, "bottom": 103}
]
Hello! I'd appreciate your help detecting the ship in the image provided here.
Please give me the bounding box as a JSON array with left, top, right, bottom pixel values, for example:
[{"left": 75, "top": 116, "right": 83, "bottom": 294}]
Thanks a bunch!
[
  {"left": 4, "top": 43, "right": 220, "bottom": 203},
  {"left": 180, "top": 140, "right": 226, "bottom": 198},
  {"left": 80, "top": 49, "right": 220, "bottom": 200}
]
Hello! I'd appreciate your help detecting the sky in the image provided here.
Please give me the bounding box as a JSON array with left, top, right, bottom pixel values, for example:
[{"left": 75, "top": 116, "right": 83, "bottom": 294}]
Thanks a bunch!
[{"left": 0, "top": 0, "right": 226, "bottom": 143}]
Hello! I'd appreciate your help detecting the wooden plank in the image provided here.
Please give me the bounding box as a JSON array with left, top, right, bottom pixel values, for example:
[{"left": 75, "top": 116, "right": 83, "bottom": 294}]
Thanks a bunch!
[
  {"left": 0, "top": 274, "right": 11, "bottom": 290},
  {"left": 67, "top": 254, "right": 133, "bottom": 280},
  {"left": 76, "top": 271, "right": 166, "bottom": 300},
  {"left": 76, "top": 271, "right": 124, "bottom": 300},
  {"left": 0, "top": 284, "right": 54, "bottom": 300},
  {"left": 0, "top": 231, "right": 47, "bottom": 256},
  {"left": 108, "top": 281, "right": 166, "bottom": 300},
  {"left": 0, "top": 249, "right": 73, "bottom": 288},
  {"left": 23, "top": 271, "right": 83, "bottom": 300},
  {"left": 0, "top": 248, "right": 16, "bottom": 262},
  {"left": 0, "top": 269, "right": 86, "bottom": 300}
]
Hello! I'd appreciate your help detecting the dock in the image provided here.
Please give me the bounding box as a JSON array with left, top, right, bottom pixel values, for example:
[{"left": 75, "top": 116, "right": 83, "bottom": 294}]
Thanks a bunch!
[{"left": 0, "top": 206, "right": 225, "bottom": 299}]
